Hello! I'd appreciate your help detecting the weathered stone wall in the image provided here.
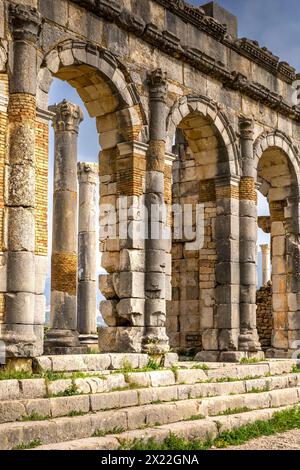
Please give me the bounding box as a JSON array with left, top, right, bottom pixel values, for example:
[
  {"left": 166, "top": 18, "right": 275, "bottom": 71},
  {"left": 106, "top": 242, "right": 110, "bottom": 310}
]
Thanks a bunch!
[
  {"left": 1, "top": 0, "right": 300, "bottom": 357},
  {"left": 256, "top": 283, "right": 272, "bottom": 348}
]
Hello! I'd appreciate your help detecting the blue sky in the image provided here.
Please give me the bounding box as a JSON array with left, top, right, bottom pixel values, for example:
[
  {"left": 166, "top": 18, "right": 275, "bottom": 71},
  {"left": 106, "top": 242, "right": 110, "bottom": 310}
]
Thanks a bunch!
[{"left": 48, "top": 0, "right": 296, "bottom": 264}]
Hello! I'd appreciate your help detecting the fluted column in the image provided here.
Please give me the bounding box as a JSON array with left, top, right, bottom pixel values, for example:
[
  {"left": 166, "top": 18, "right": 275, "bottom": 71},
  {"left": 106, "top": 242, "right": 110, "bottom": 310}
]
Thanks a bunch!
[
  {"left": 239, "top": 117, "right": 261, "bottom": 353},
  {"left": 261, "top": 244, "right": 271, "bottom": 286},
  {"left": 77, "top": 162, "right": 98, "bottom": 345},
  {"left": 3, "top": 5, "right": 42, "bottom": 357},
  {"left": 142, "top": 69, "right": 170, "bottom": 354},
  {"left": 45, "top": 100, "right": 84, "bottom": 354}
]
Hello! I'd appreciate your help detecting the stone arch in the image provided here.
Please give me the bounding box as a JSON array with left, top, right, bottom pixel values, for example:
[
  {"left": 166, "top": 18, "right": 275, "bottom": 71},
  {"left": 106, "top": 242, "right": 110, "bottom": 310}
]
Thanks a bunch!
[
  {"left": 166, "top": 94, "right": 240, "bottom": 178},
  {"left": 36, "top": 39, "right": 149, "bottom": 353},
  {"left": 254, "top": 131, "right": 300, "bottom": 356},
  {"left": 37, "top": 39, "right": 147, "bottom": 148},
  {"left": 254, "top": 130, "right": 300, "bottom": 189},
  {"left": 166, "top": 94, "right": 241, "bottom": 356}
]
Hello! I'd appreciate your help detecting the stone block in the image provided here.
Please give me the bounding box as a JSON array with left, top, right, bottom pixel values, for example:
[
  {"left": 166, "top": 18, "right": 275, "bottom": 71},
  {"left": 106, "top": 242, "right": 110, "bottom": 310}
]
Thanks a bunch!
[
  {"left": 202, "top": 328, "right": 218, "bottom": 351},
  {"left": 8, "top": 208, "right": 35, "bottom": 252},
  {"left": 98, "top": 326, "right": 117, "bottom": 353},
  {"left": 50, "top": 395, "right": 90, "bottom": 418},
  {"left": 218, "top": 328, "right": 239, "bottom": 351},
  {"left": 117, "top": 298, "right": 145, "bottom": 326},
  {"left": 120, "top": 249, "right": 145, "bottom": 272},
  {"left": 100, "top": 299, "right": 118, "bottom": 326},
  {"left": 126, "top": 372, "right": 150, "bottom": 388},
  {"left": 40, "top": 0, "right": 68, "bottom": 26},
  {"left": 176, "top": 369, "right": 207, "bottom": 384},
  {"left": 101, "top": 252, "right": 120, "bottom": 273},
  {"left": 82, "top": 354, "right": 111, "bottom": 371},
  {"left": 47, "top": 379, "right": 72, "bottom": 397},
  {"left": 119, "top": 272, "right": 145, "bottom": 298},
  {"left": 5, "top": 292, "right": 35, "bottom": 324},
  {"left": 149, "top": 370, "right": 176, "bottom": 387},
  {"left": 8, "top": 164, "right": 35, "bottom": 207},
  {"left": 19, "top": 379, "right": 46, "bottom": 399},
  {"left": 0, "top": 401, "right": 26, "bottom": 424},
  {"left": 99, "top": 274, "right": 116, "bottom": 299},
  {"left": 0, "top": 380, "right": 20, "bottom": 400},
  {"left": 269, "top": 388, "right": 299, "bottom": 408},
  {"left": 216, "top": 304, "right": 239, "bottom": 328},
  {"left": 25, "top": 398, "right": 51, "bottom": 419},
  {"left": 50, "top": 355, "right": 87, "bottom": 372},
  {"left": 7, "top": 252, "right": 35, "bottom": 293}
]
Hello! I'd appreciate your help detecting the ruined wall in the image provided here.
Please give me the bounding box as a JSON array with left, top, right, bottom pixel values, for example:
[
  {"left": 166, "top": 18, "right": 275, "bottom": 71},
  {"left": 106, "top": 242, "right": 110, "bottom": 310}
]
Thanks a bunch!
[{"left": 256, "top": 283, "right": 272, "bottom": 348}]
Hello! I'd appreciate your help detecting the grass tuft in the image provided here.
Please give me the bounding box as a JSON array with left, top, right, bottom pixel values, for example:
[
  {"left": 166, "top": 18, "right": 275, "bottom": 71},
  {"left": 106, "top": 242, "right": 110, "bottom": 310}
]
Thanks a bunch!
[
  {"left": 120, "top": 407, "right": 300, "bottom": 450},
  {"left": 13, "top": 440, "right": 42, "bottom": 450}
]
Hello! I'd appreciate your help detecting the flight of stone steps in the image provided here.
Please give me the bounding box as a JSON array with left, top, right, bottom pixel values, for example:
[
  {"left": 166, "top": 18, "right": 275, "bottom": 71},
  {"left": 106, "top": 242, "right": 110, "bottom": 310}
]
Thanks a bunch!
[{"left": 0, "top": 353, "right": 299, "bottom": 450}]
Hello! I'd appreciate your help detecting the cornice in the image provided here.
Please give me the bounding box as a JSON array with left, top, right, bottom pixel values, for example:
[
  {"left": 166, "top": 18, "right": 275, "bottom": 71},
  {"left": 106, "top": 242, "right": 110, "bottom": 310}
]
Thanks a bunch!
[{"left": 66, "top": 1, "right": 299, "bottom": 121}]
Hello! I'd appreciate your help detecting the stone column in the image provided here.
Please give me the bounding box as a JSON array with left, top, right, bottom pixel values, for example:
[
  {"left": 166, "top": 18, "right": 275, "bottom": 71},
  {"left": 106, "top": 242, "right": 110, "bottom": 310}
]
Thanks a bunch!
[
  {"left": 3, "top": 4, "right": 42, "bottom": 357},
  {"left": 45, "top": 100, "right": 84, "bottom": 354},
  {"left": 77, "top": 162, "right": 98, "bottom": 346},
  {"left": 238, "top": 117, "right": 261, "bottom": 353},
  {"left": 260, "top": 244, "right": 271, "bottom": 286},
  {"left": 215, "top": 176, "right": 240, "bottom": 360},
  {"left": 143, "top": 69, "right": 170, "bottom": 354}
]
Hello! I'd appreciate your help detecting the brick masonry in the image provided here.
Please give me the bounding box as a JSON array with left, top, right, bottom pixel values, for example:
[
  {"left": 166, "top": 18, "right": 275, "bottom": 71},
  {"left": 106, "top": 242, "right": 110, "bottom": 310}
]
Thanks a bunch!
[{"left": 35, "top": 119, "right": 48, "bottom": 257}]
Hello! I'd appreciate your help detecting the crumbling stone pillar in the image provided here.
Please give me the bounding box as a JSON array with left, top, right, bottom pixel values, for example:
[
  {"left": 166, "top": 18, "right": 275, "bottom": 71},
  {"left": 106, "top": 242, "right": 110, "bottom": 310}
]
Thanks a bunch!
[
  {"left": 215, "top": 176, "right": 240, "bottom": 356},
  {"left": 142, "top": 69, "right": 169, "bottom": 354},
  {"left": 45, "top": 100, "right": 84, "bottom": 354},
  {"left": 2, "top": 4, "right": 42, "bottom": 357},
  {"left": 77, "top": 162, "right": 98, "bottom": 345},
  {"left": 279, "top": 196, "right": 300, "bottom": 354},
  {"left": 261, "top": 244, "right": 271, "bottom": 286},
  {"left": 239, "top": 117, "right": 261, "bottom": 353}
]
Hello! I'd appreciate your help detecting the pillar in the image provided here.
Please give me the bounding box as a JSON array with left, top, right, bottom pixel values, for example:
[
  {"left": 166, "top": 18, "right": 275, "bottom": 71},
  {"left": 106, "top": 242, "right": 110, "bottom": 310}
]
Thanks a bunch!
[
  {"left": 45, "top": 100, "right": 84, "bottom": 354},
  {"left": 260, "top": 244, "right": 271, "bottom": 286},
  {"left": 142, "top": 69, "right": 170, "bottom": 354},
  {"left": 215, "top": 176, "right": 240, "bottom": 358},
  {"left": 239, "top": 117, "right": 261, "bottom": 353},
  {"left": 2, "top": 4, "right": 42, "bottom": 357},
  {"left": 77, "top": 162, "right": 98, "bottom": 345}
]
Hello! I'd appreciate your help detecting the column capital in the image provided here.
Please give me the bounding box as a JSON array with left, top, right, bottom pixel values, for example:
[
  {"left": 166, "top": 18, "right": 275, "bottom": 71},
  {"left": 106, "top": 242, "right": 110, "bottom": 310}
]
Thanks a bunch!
[
  {"left": 9, "top": 3, "right": 42, "bottom": 42},
  {"left": 260, "top": 244, "right": 270, "bottom": 253},
  {"left": 49, "top": 100, "right": 84, "bottom": 134},
  {"left": 148, "top": 69, "right": 168, "bottom": 104},
  {"left": 77, "top": 162, "right": 98, "bottom": 184},
  {"left": 239, "top": 116, "right": 254, "bottom": 140}
]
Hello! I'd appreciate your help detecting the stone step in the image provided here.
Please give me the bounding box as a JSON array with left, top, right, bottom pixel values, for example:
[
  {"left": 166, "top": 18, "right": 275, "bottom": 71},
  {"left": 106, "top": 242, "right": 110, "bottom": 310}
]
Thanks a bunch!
[
  {"left": 32, "top": 353, "right": 177, "bottom": 373},
  {"left": 32, "top": 405, "right": 299, "bottom": 450},
  {"left": 1, "top": 373, "right": 300, "bottom": 424},
  {"left": 1, "top": 386, "right": 300, "bottom": 449},
  {"left": 0, "top": 363, "right": 298, "bottom": 402}
]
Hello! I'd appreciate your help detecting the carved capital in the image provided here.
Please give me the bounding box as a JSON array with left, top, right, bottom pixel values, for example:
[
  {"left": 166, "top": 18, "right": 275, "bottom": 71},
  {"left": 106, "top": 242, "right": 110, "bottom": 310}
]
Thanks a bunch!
[
  {"left": 148, "top": 69, "right": 168, "bottom": 103},
  {"left": 239, "top": 116, "right": 254, "bottom": 140},
  {"left": 77, "top": 162, "right": 98, "bottom": 184},
  {"left": 49, "top": 100, "right": 84, "bottom": 134},
  {"left": 9, "top": 4, "right": 42, "bottom": 42}
]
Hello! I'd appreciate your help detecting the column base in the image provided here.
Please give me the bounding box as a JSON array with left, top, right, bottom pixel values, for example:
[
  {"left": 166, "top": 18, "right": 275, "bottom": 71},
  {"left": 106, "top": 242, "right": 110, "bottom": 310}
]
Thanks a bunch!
[
  {"left": 79, "top": 334, "right": 98, "bottom": 345},
  {"left": 265, "top": 348, "right": 295, "bottom": 359},
  {"left": 0, "top": 324, "right": 43, "bottom": 358},
  {"left": 142, "top": 327, "right": 170, "bottom": 355},
  {"left": 44, "top": 329, "right": 87, "bottom": 355},
  {"left": 194, "top": 350, "right": 265, "bottom": 363},
  {"left": 239, "top": 330, "right": 262, "bottom": 352}
]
